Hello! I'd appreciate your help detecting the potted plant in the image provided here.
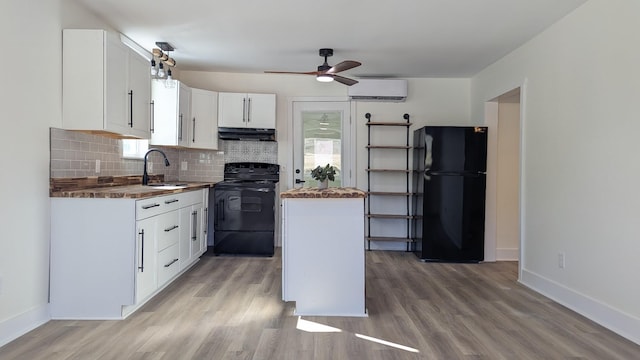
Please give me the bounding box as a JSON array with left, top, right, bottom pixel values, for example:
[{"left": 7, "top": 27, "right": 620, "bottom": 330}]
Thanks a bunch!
[{"left": 310, "top": 164, "right": 337, "bottom": 189}]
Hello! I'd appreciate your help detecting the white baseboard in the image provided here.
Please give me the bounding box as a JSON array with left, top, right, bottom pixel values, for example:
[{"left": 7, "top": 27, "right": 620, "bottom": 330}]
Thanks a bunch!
[
  {"left": 0, "top": 304, "right": 50, "bottom": 347},
  {"left": 520, "top": 268, "right": 639, "bottom": 345},
  {"left": 496, "top": 247, "right": 519, "bottom": 261}
]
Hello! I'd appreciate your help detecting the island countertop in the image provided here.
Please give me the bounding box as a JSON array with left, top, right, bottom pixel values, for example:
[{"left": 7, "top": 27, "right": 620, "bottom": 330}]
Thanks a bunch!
[{"left": 280, "top": 187, "right": 366, "bottom": 199}]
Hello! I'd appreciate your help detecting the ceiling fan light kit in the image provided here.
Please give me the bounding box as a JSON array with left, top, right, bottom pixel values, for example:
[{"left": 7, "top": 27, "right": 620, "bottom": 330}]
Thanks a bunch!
[
  {"left": 317, "top": 74, "right": 334, "bottom": 82},
  {"left": 265, "top": 48, "right": 361, "bottom": 86}
]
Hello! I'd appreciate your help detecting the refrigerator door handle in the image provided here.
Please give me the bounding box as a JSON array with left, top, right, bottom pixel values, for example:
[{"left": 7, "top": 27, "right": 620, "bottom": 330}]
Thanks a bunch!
[{"left": 424, "top": 134, "right": 433, "bottom": 172}]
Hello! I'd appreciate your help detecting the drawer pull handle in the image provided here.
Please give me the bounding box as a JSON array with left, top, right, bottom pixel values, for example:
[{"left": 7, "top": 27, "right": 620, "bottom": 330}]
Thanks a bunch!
[
  {"left": 165, "top": 199, "right": 179, "bottom": 204},
  {"left": 141, "top": 203, "right": 160, "bottom": 209},
  {"left": 164, "top": 258, "right": 179, "bottom": 268},
  {"left": 164, "top": 225, "right": 179, "bottom": 232}
]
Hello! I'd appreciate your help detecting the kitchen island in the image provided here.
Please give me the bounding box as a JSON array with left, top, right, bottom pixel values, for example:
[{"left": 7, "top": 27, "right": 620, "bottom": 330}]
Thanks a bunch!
[{"left": 280, "top": 187, "right": 367, "bottom": 317}]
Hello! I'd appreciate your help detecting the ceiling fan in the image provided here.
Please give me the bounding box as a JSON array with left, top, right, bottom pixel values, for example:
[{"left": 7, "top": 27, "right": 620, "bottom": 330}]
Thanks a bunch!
[{"left": 265, "top": 48, "right": 361, "bottom": 86}]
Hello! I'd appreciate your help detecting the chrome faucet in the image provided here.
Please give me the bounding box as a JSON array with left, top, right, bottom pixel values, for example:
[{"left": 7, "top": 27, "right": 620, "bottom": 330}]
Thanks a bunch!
[{"left": 142, "top": 148, "right": 170, "bottom": 185}]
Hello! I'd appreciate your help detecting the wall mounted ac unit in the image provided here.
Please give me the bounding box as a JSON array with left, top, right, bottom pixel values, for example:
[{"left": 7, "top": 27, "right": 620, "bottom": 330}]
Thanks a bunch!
[{"left": 348, "top": 79, "right": 407, "bottom": 102}]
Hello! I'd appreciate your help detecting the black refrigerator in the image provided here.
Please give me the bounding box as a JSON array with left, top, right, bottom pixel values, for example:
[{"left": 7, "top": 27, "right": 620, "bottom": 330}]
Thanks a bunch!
[{"left": 412, "top": 126, "right": 488, "bottom": 262}]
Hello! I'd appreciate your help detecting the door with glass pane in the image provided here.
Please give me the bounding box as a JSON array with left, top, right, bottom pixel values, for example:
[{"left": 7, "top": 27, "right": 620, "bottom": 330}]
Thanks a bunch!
[{"left": 292, "top": 101, "right": 352, "bottom": 188}]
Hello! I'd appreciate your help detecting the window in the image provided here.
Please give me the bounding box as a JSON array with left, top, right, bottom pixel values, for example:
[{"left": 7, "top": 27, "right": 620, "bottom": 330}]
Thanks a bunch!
[{"left": 122, "top": 139, "right": 149, "bottom": 159}]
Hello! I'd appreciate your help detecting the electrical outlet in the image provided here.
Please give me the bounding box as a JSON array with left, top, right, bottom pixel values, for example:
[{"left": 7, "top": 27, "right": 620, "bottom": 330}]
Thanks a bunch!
[
  {"left": 558, "top": 253, "right": 565, "bottom": 269},
  {"left": 95, "top": 159, "right": 101, "bottom": 173},
  {"left": 148, "top": 162, "right": 153, "bottom": 173},
  {"left": 181, "top": 161, "right": 188, "bottom": 171}
]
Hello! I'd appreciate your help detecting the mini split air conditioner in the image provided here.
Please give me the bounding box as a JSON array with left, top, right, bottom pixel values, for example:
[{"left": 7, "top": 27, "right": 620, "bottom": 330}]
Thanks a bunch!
[{"left": 348, "top": 79, "right": 407, "bottom": 102}]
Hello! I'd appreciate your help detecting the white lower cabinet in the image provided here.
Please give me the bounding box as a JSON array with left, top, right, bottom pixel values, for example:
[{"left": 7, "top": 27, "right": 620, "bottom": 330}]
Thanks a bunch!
[
  {"left": 135, "top": 216, "right": 158, "bottom": 303},
  {"left": 50, "top": 189, "right": 208, "bottom": 319},
  {"left": 178, "top": 190, "right": 206, "bottom": 270}
]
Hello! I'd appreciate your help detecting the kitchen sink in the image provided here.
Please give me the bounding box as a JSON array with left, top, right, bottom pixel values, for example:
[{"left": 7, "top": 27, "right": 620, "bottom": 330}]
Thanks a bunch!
[{"left": 149, "top": 183, "right": 188, "bottom": 190}]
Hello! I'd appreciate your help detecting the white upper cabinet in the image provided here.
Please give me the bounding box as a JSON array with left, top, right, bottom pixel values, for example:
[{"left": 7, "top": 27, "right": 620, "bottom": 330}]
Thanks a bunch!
[
  {"left": 62, "top": 29, "right": 151, "bottom": 139},
  {"left": 218, "top": 92, "right": 276, "bottom": 129},
  {"left": 190, "top": 88, "right": 219, "bottom": 150},
  {"left": 150, "top": 80, "right": 191, "bottom": 147},
  {"left": 151, "top": 82, "right": 218, "bottom": 150},
  {"left": 128, "top": 51, "right": 153, "bottom": 137}
]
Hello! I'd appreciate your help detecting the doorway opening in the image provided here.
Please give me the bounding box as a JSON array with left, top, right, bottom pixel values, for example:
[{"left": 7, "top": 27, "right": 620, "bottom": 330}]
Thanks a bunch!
[{"left": 485, "top": 87, "right": 522, "bottom": 270}]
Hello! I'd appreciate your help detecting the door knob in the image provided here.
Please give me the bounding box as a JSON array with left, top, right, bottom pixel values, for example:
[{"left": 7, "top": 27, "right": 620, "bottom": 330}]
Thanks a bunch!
[{"left": 295, "top": 179, "right": 305, "bottom": 184}]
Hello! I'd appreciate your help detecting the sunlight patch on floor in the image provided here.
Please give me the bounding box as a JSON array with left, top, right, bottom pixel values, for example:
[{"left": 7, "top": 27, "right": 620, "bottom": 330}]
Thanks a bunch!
[
  {"left": 355, "top": 333, "right": 420, "bottom": 353},
  {"left": 295, "top": 317, "right": 420, "bottom": 353},
  {"left": 296, "top": 317, "right": 342, "bottom": 333}
]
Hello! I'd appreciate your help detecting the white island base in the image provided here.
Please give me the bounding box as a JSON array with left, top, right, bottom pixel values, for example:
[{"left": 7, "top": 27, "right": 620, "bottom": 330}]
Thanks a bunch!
[{"left": 281, "top": 188, "right": 367, "bottom": 317}]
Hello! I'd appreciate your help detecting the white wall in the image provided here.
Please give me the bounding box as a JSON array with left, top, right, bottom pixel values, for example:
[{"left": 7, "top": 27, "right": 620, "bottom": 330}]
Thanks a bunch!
[
  {"left": 0, "top": 0, "right": 119, "bottom": 346},
  {"left": 471, "top": 0, "right": 639, "bottom": 344},
  {"left": 0, "top": 0, "right": 61, "bottom": 346}
]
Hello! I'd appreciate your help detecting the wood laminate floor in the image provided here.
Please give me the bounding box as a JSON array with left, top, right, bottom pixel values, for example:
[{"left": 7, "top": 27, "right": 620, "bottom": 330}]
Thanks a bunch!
[{"left": 1, "top": 250, "right": 638, "bottom": 359}]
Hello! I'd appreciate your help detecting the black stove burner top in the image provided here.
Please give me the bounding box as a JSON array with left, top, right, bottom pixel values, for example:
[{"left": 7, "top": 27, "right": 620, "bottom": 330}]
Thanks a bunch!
[{"left": 223, "top": 162, "right": 280, "bottom": 182}]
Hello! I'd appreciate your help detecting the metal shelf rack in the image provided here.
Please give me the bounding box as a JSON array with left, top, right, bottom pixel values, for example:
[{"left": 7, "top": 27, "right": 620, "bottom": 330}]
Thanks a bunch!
[{"left": 365, "top": 113, "right": 412, "bottom": 251}]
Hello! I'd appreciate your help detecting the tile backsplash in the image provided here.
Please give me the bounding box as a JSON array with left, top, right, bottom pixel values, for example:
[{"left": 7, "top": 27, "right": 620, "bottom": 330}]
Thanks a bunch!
[
  {"left": 50, "top": 128, "right": 224, "bottom": 182},
  {"left": 50, "top": 129, "right": 279, "bottom": 181},
  {"left": 221, "top": 140, "right": 278, "bottom": 164}
]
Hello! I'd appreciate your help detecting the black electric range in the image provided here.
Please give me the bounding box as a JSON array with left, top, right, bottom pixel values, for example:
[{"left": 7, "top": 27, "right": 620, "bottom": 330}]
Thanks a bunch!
[{"left": 210, "top": 162, "right": 279, "bottom": 256}]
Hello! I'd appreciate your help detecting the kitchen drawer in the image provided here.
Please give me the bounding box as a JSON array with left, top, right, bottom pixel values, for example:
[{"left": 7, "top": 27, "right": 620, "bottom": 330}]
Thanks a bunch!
[
  {"left": 136, "top": 193, "right": 183, "bottom": 220},
  {"left": 156, "top": 211, "right": 180, "bottom": 251},
  {"left": 179, "top": 189, "right": 204, "bottom": 207},
  {"left": 157, "top": 243, "right": 180, "bottom": 286}
]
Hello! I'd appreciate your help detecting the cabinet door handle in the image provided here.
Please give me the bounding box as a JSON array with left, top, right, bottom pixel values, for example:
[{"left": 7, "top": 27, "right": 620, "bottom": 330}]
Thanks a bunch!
[
  {"left": 247, "top": 97, "right": 251, "bottom": 123},
  {"left": 128, "top": 90, "right": 134, "bottom": 128},
  {"left": 138, "top": 229, "right": 145, "bottom": 272},
  {"left": 192, "top": 117, "right": 196, "bottom": 142},
  {"left": 191, "top": 210, "right": 198, "bottom": 241},
  {"left": 164, "top": 199, "right": 179, "bottom": 204},
  {"left": 164, "top": 258, "right": 179, "bottom": 268},
  {"left": 242, "top": 98, "right": 246, "bottom": 122},
  {"left": 179, "top": 113, "right": 183, "bottom": 141},
  {"left": 164, "top": 225, "right": 179, "bottom": 232},
  {"left": 141, "top": 203, "right": 160, "bottom": 209},
  {"left": 150, "top": 100, "right": 155, "bottom": 133},
  {"left": 204, "top": 207, "right": 208, "bottom": 234}
]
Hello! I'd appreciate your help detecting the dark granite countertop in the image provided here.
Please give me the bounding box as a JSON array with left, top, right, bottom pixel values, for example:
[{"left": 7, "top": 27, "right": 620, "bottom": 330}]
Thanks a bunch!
[
  {"left": 280, "top": 187, "right": 366, "bottom": 199},
  {"left": 50, "top": 176, "right": 216, "bottom": 199}
]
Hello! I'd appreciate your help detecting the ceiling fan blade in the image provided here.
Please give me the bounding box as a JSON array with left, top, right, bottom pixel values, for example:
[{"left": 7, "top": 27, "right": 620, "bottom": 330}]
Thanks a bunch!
[
  {"left": 326, "top": 60, "right": 361, "bottom": 74},
  {"left": 333, "top": 75, "right": 359, "bottom": 86},
  {"left": 264, "top": 70, "right": 319, "bottom": 75}
]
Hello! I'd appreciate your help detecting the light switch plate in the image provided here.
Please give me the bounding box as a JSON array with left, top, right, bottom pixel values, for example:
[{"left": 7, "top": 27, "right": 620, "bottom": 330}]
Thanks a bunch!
[
  {"left": 95, "top": 159, "right": 100, "bottom": 173},
  {"left": 181, "top": 161, "right": 188, "bottom": 171}
]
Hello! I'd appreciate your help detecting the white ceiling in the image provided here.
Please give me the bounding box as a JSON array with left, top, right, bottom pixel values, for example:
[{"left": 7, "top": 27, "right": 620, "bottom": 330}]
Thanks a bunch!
[{"left": 73, "top": 0, "right": 586, "bottom": 78}]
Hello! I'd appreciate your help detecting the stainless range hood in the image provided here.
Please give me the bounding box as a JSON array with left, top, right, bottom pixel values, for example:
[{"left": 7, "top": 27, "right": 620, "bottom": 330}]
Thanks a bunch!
[{"left": 218, "top": 127, "right": 276, "bottom": 141}]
